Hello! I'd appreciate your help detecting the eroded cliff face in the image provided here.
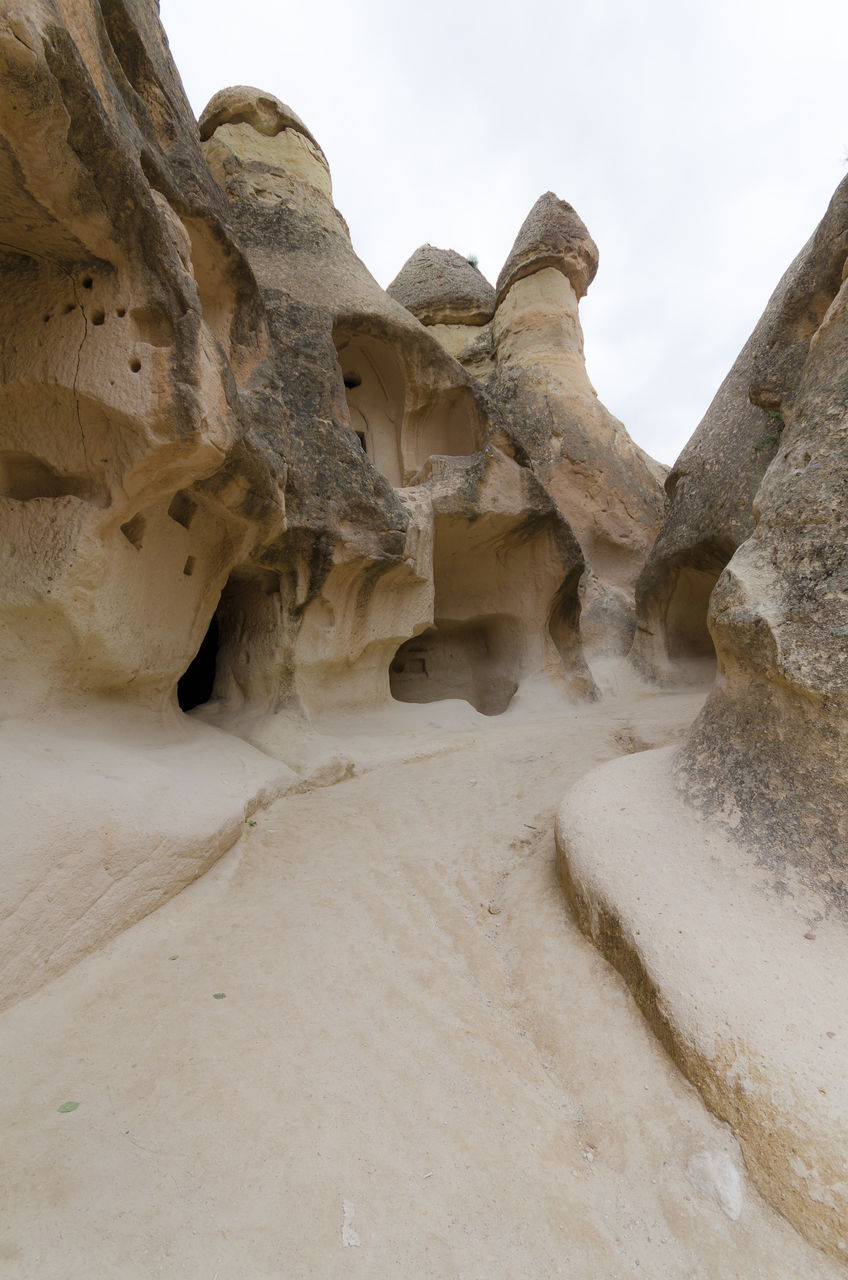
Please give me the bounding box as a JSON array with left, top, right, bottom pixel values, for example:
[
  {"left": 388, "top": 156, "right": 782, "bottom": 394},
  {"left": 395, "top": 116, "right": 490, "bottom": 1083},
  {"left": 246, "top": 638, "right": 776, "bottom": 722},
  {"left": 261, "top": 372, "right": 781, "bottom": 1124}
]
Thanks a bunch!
[
  {"left": 0, "top": 2, "right": 286, "bottom": 720},
  {"left": 0, "top": 0, "right": 299, "bottom": 1005},
  {"left": 7, "top": 5, "right": 848, "bottom": 1265},
  {"left": 193, "top": 86, "right": 595, "bottom": 739}
]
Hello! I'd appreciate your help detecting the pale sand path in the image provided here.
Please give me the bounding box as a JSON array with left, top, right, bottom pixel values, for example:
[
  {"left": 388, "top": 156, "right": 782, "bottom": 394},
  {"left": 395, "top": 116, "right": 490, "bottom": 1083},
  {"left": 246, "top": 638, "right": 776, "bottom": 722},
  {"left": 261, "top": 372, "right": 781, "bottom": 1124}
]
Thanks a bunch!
[{"left": 0, "top": 678, "right": 841, "bottom": 1278}]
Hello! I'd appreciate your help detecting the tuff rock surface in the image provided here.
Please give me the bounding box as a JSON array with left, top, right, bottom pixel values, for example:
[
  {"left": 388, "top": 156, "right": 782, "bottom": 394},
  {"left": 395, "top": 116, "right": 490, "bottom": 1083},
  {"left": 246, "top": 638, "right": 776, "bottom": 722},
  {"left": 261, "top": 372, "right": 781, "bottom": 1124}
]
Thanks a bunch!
[
  {"left": 3, "top": 1, "right": 847, "bottom": 1268},
  {"left": 495, "top": 191, "right": 599, "bottom": 304}
]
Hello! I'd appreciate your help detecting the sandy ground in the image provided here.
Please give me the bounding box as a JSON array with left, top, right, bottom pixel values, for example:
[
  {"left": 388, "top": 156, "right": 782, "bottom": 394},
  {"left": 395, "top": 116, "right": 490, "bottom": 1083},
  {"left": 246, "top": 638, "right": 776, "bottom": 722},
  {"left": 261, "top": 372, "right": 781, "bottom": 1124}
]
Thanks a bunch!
[{"left": 0, "top": 672, "right": 842, "bottom": 1279}]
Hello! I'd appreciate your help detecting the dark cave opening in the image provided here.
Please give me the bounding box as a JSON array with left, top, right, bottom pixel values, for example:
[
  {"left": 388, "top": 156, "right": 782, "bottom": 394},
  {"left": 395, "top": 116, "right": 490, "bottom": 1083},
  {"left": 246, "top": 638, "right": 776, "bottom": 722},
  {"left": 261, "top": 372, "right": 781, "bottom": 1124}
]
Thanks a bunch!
[{"left": 177, "top": 614, "right": 219, "bottom": 711}]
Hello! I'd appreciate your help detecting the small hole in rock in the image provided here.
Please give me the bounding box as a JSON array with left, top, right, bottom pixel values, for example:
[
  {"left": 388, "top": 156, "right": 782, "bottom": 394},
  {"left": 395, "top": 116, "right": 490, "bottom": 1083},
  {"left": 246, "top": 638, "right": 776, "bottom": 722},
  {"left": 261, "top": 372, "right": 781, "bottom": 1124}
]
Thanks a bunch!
[
  {"left": 92, "top": 310, "right": 106, "bottom": 326},
  {"left": 129, "top": 358, "right": 141, "bottom": 373},
  {"left": 42, "top": 314, "right": 50, "bottom": 324},
  {"left": 117, "top": 307, "right": 126, "bottom": 318},
  {"left": 168, "top": 490, "right": 197, "bottom": 529},
  {"left": 120, "top": 513, "right": 145, "bottom": 550},
  {"left": 343, "top": 372, "right": 362, "bottom": 390},
  {"left": 82, "top": 276, "right": 93, "bottom": 289},
  {"left": 183, "top": 556, "right": 195, "bottom": 577},
  {"left": 64, "top": 302, "right": 75, "bottom": 314}
]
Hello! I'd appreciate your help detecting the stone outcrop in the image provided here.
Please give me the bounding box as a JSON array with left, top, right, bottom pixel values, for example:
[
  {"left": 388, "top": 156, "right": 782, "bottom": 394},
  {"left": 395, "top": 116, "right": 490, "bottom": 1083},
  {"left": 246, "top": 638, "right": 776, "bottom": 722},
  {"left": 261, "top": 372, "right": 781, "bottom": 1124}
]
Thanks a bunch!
[
  {"left": 631, "top": 176, "right": 848, "bottom": 684},
  {"left": 557, "top": 173, "right": 848, "bottom": 1261},
  {"left": 3, "top": 3, "right": 848, "bottom": 1268},
  {"left": 391, "top": 193, "right": 668, "bottom": 658},
  {"left": 678, "top": 171, "right": 848, "bottom": 911}
]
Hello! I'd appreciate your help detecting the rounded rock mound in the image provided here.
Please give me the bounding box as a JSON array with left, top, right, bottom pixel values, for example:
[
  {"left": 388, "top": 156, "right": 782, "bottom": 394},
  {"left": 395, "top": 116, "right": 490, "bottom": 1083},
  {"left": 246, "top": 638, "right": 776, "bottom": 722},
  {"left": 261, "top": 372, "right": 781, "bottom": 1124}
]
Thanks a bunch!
[{"left": 388, "top": 245, "right": 496, "bottom": 326}]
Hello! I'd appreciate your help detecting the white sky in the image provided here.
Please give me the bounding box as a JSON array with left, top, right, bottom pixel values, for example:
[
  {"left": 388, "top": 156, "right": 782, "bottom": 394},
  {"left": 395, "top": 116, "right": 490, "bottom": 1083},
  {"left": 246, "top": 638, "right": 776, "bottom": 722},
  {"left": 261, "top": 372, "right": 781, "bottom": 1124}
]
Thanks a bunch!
[{"left": 159, "top": 0, "right": 848, "bottom": 466}]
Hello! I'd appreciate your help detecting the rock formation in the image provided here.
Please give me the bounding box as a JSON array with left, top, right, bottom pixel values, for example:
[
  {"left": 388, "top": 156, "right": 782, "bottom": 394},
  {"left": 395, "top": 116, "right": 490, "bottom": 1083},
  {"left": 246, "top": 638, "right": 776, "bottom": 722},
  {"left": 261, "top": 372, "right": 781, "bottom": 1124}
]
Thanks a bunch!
[
  {"left": 557, "top": 173, "right": 848, "bottom": 1260},
  {"left": 194, "top": 85, "right": 594, "bottom": 744},
  {"left": 385, "top": 245, "right": 496, "bottom": 327},
  {"left": 0, "top": 13, "right": 596, "bottom": 1003},
  {"left": 389, "top": 193, "right": 668, "bottom": 660},
  {"left": 5, "top": 1, "right": 846, "bottom": 1268},
  {"left": 0, "top": 0, "right": 296, "bottom": 1005}
]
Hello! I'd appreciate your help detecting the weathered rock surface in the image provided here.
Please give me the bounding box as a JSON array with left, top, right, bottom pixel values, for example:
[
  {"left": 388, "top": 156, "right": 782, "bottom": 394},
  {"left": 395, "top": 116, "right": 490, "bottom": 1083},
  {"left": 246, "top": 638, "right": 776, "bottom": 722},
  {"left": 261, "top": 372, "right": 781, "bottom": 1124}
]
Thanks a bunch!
[
  {"left": 678, "top": 171, "right": 848, "bottom": 914},
  {"left": 631, "top": 174, "right": 848, "bottom": 684},
  {"left": 557, "top": 173, "right": 848, "bottom": 1261},
  {"left": 0, "top": 5, "right": 285, "bottom": 722},
  {"left": 495, "top": 191, "right": 599, "bottom": 304},
  {"left": 490, "top": 261, "right": 667, "bottom": 599},
  {"left": 387, "top": 245, "right": 496, "bottom": 326},
  {"left": 0, "top": 0, "right": 295, "bottom": 1003},
  {"left": 2, "top": 3, "right": 848, "bottom": 1271}
]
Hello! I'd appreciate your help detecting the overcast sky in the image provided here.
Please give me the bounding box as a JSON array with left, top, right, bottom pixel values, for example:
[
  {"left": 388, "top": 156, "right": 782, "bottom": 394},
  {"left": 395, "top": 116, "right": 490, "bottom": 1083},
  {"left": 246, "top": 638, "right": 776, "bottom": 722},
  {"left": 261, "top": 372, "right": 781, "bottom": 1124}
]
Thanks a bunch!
[{"left": 160, "top": 0, "right": 848, "bottom": 466}]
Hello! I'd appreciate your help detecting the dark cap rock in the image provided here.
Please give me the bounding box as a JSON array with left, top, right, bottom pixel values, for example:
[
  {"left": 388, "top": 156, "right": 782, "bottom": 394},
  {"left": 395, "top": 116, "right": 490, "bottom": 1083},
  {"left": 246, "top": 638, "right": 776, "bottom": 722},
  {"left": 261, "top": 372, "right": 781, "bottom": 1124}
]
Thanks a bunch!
[
  {"left": 496, "top": 192, "right": 599, "bottom": 305},
  {"left": 387, "top": 245, "right": 496, "bottom": 326}
]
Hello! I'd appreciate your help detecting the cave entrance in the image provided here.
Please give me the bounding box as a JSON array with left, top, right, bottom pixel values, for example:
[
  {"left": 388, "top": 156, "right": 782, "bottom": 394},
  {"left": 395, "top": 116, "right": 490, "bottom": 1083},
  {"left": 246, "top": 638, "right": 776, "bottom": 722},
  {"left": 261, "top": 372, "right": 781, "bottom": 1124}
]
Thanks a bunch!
[
  {"left": 390, "top": 615, "right": 522, "bottom": 716},
  {"left": 176, "top": 565, "right": 283, "bottom": 714},
  {"left": 177, "top": 614, "right": 219, "bottom": 711}
]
